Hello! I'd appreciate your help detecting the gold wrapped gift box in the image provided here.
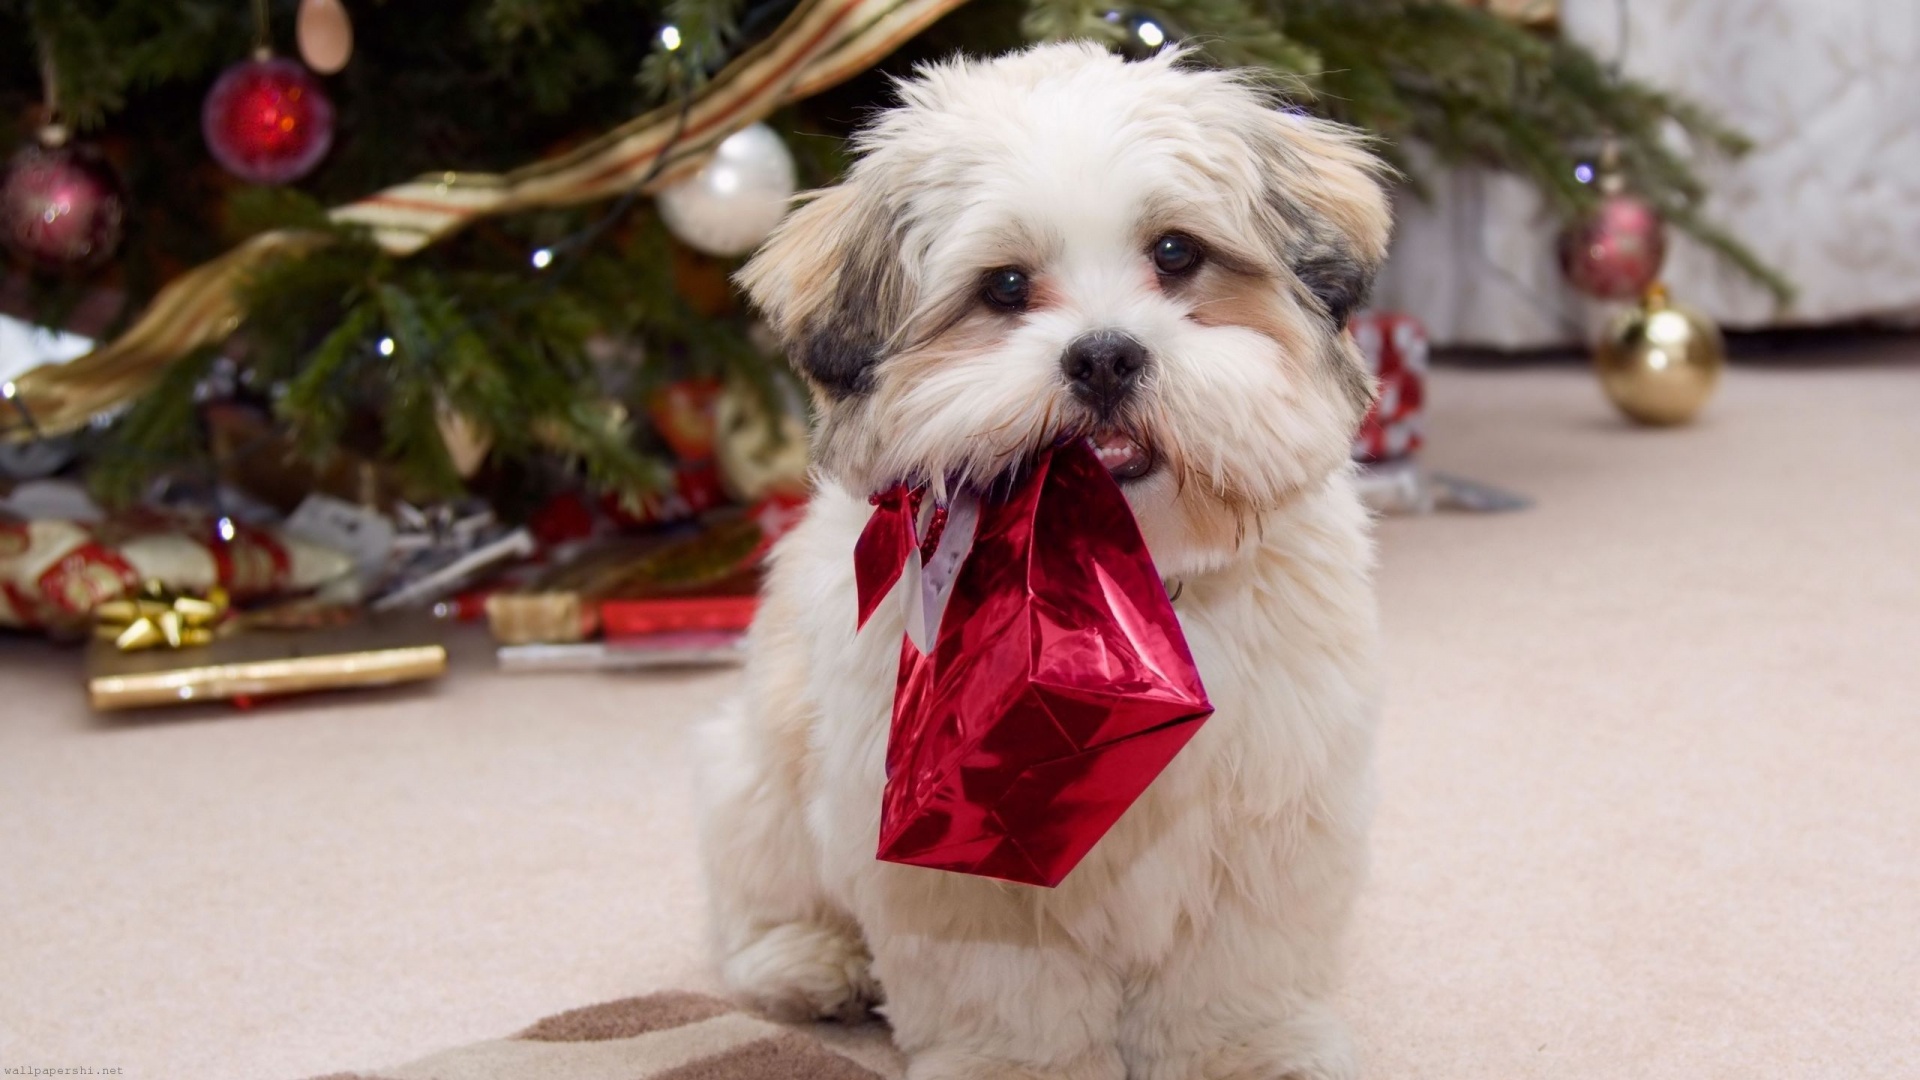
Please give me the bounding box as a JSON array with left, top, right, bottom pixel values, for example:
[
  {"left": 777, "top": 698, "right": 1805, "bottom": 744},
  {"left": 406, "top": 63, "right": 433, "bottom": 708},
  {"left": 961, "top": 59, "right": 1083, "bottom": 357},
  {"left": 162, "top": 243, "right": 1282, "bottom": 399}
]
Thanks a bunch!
[{"left": 87, "top": 618, "right": 447, "bottom": 711}]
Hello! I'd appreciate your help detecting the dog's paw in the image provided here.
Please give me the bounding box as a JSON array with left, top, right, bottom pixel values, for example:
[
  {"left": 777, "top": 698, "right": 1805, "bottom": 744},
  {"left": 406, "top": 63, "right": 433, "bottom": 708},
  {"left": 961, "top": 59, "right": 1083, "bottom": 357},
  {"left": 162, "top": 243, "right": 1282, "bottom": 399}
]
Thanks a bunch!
[
  {"left": 722, "top": 920, "right": 880, "bottom": 1023},
  {"left": 1226, "top": 1003, "right": 1357, "bottom": 1080},
  {"left": 1134, "top": 1000, "right": 1356, "bottom": 1080}
]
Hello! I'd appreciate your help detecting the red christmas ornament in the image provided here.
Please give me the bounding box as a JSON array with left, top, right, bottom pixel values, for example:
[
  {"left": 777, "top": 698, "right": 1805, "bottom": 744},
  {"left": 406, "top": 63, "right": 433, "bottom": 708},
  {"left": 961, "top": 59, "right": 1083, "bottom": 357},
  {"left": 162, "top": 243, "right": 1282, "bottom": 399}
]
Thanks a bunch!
[
  {"left": 646, "top": 377, "right": 724, "bottom": 461},
  {"left": 855, "top": 440, "right": 1213, "bottom": 888},
  {"left": 202, "top": 55, "right": 336, "bottom": 185},
  {"left": 1558, "top": 192, "right": 1668, "bottom": 300},
  {"left": 0, "top": 135, "right": 126, "bottom": 272}
]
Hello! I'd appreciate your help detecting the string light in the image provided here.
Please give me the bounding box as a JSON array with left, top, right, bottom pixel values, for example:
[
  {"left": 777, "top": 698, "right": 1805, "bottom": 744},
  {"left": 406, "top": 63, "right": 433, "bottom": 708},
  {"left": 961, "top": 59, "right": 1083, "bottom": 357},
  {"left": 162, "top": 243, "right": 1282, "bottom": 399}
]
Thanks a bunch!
[
  {"left": 517, "top": 80, "right": 694, "bottom": 288},
  {"left": 1574, "top": 163, "right": 1596, "bottom": 184},
  {"left": 1, "top": 381, "right": 16, "bottom": 400},
  {"left": 215, "top": 516, "right": 238, "bottom": 542},
  {"left": 1134, "top": 20, "right": 1165, "bottom": 48},
  {"left": 659, "top": 25, "right": 682, "bottom": 51},
  {"left": 377, "top": 336, "right": 396, "bottom": 356}
]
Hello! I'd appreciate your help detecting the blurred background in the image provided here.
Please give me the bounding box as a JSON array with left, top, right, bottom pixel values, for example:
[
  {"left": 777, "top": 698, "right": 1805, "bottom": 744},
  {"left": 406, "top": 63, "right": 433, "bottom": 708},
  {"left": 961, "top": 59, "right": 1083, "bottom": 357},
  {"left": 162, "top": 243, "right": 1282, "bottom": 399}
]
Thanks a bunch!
[{"left": 1, "top": 2, "right": 1914, "bottom": 1079}]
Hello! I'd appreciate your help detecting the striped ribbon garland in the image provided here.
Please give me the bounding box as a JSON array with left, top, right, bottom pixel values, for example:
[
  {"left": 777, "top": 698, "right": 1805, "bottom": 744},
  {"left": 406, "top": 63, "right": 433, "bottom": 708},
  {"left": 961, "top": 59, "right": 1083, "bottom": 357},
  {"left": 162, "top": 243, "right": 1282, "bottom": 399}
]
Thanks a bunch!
[{"left": 5, "top": 0, "right": 969, "bottom": 440}]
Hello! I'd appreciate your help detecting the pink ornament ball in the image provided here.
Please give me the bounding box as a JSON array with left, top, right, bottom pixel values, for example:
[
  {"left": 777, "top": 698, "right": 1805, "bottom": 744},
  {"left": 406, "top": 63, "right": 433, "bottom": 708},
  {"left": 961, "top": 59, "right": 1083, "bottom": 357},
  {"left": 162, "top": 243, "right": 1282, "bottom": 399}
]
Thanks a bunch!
[
  {"left": 1557, "top": 193, "right": 1668, "bottom": 301},
  {"left": 0, "top": 140, "right": 127, "bottom": 272}
]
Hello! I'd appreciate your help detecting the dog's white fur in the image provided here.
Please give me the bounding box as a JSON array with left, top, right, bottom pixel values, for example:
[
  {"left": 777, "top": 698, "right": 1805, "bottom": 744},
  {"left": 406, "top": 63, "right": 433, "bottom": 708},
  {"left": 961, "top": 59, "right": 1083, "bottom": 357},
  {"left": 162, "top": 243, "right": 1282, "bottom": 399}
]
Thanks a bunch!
[{"left": 697, "top": 43, "right": 1390, "bottom": 1079}]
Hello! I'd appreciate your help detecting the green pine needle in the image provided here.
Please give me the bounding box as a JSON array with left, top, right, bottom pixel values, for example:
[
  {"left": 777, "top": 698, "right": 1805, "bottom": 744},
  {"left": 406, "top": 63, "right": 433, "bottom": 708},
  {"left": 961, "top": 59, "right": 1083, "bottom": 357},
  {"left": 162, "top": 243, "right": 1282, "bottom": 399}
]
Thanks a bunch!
[{"left": 4, "top": 0, "right": 1795, "bottom": 502}]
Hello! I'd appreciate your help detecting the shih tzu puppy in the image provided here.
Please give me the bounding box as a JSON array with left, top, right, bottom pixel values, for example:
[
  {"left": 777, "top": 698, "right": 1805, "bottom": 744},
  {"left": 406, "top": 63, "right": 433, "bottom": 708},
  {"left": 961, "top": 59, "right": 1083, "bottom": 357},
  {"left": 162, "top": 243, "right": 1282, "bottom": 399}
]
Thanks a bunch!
[{"left": 698, "top": 41, "right": 1390, "bottom": 1080}]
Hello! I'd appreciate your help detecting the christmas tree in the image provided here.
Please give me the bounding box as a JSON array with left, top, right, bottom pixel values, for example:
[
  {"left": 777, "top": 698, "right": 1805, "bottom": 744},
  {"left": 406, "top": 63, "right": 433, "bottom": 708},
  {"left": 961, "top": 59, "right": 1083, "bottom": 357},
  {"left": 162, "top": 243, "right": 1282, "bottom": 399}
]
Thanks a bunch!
[{"left": 1, "top": 0, "right": 1787, "bottom": 505}]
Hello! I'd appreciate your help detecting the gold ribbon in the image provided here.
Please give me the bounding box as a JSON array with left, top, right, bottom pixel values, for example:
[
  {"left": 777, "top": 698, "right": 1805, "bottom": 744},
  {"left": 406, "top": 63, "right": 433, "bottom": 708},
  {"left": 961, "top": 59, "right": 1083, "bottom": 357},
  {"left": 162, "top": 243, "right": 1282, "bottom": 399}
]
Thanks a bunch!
[
  {"left": 93, "top": 582, "right": 231, "bottom": 651},
  {"left": 5, "top": 0, "right": 970, "bottom": 441}
]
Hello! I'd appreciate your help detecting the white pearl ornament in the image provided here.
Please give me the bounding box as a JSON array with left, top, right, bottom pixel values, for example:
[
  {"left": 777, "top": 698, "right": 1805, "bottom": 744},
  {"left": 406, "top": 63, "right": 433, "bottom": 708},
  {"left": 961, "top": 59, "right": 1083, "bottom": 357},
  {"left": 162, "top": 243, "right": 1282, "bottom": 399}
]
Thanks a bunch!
[{"left": 656, "top": 123, "right": 797, "bottom": 257}]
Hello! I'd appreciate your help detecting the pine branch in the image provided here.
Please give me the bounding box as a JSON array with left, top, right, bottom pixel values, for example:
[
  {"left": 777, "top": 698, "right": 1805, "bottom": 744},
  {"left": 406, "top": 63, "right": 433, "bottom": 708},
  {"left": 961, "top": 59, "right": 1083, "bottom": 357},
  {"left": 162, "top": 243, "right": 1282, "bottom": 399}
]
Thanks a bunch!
[
  {"left": 86, "top": 346, "right": 219, "bottom": 506},
  {"left": 11, "top": 0, "right": 1800, "bottom": 504},
  {"left": 20, "top": 0, "right": 241, "bottom": 130},
  {"left": 1025, "top": 0, "right": 1791, "bottom": 302},
  {"left": 1259, "top": 0, "right": 1793, "bottom": 304},
  {"left": 639, "top": 0, "right": 745, "bottom": 99},
  {"left": 483, "top": 0, "right": 607, "bottom": 42}
]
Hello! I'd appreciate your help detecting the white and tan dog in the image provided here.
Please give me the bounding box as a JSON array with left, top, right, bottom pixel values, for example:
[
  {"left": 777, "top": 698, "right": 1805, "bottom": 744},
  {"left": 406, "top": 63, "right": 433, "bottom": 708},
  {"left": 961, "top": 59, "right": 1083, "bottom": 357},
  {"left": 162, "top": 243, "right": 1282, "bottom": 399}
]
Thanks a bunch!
[{"left": 698, "top": 42, "right": 1390, "bottom": 1080}]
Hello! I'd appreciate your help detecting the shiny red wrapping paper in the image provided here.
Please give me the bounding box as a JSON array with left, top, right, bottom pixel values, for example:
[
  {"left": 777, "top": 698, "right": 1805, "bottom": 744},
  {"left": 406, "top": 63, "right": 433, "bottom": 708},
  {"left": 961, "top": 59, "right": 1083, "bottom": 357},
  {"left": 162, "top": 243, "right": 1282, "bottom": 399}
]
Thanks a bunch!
[{"left": 854, "top": 440, "right": 1213, "bottom": 888}]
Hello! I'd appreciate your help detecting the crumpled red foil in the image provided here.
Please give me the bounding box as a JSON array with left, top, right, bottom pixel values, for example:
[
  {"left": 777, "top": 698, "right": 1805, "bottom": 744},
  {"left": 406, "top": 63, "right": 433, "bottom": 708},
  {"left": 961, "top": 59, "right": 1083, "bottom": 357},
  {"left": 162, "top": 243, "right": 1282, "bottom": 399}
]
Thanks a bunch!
[{"left": 853, "top": 439, "right": 1213, "bottom": 888}]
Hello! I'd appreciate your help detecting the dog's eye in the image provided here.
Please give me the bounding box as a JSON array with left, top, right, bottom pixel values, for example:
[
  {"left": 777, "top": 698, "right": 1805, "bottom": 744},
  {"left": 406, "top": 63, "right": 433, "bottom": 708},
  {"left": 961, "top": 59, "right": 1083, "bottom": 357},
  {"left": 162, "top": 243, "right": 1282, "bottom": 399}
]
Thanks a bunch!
[
  {"left": 983, "top": 268, "right": 1031, "bottom": 311},
  {"left": 1151, "top": 234, "right": 1202, "bottom": 277}
]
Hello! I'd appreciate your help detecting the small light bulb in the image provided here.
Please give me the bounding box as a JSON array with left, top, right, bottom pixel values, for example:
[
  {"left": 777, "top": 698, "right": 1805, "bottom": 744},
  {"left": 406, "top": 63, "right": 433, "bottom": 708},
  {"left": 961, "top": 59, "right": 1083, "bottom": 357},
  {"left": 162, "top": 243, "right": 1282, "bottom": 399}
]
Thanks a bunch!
[
  {"left": 1135, "top": 20, "right": 1166, "bottom": 48},
  {"left": 216, "top": 516, "right": 238, "bottom": 543},
  {"left": 0, "top": 380, "right": 15, "bottom": 400},
  {"left": 1574, "top": 163, "right": 1596, "bottom": 185},
  {"left": 377, "top": 336, "right": 396, "bottom": 357},
  {"left": 660, "top": 25, "right": 683, "bottom": 51},
  {"left": 531, "top": 247, "right": 554, "bottom": 269}
]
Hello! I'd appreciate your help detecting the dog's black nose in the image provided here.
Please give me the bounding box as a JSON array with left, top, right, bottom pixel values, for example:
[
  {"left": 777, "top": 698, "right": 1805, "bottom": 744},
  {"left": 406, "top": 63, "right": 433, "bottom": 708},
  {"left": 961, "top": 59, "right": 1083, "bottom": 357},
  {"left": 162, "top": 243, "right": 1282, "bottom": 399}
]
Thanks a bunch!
[{"left": 1061, "top": 331, "right": 1147, "bottom": 414}]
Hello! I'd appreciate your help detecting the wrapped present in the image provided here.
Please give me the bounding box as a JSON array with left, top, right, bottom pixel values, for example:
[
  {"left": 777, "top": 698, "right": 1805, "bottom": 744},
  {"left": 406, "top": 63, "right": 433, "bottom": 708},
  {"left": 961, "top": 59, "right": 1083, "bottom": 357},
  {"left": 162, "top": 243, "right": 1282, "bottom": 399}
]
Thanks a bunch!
[
  {"left": 600, "top": 593, "right": 757, "bottom": 638},
  {"left": 601, "top": 459, "right": 729, "bottom": 530},
  {"left": 528, "top": 491, "right": 599, "bottom": 549},
  {"left": 86, "top": 615, "right": 447, "bottom": 711},
  {"left": 483, "top": 495, "right": 805, "bottom": 648},
  {"left": 645, "top": 377, "right": 724, "bottom": 462},
  {"left": 483, "top": 591, "right": 594, "bottom": 645},
  {"left": 495, "top": 633, "right": 747, "bottom": 673},
  {"left": 369, "top": 502, "right": 536, "bottom": 612},
  {"left": 93, "top": 581, "right": 230, "bottom": 651},
  {"left": 1350, "top": 312, "right": 1429, "bottom": 463},
  {"left": 0, "top": 511, "right": 351, "bottom": 631},
  {"left": 714, "top": 380, "right": 811, "bottom": 502},
  {"left": 854, "top": 440, "right": 1213, "bottom": 888}
]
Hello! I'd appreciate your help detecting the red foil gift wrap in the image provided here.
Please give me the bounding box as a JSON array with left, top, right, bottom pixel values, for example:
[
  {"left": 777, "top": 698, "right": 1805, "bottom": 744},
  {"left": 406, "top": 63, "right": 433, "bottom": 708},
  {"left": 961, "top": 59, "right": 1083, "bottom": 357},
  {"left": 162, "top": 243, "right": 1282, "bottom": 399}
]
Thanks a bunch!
[
  {"left": 854, "top": 440, "right": 1213, "bottom": 888},
  {"left": 1350, "top": 311, "right": 1429, "bottom": 463}
]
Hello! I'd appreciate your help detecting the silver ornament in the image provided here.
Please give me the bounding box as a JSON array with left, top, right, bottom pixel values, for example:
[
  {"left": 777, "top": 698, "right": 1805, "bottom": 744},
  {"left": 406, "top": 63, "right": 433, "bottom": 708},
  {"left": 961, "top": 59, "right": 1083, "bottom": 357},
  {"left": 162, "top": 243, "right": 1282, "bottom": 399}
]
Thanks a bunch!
[{"left": 657, "top": 123, "right": 797, "bottom": 257}]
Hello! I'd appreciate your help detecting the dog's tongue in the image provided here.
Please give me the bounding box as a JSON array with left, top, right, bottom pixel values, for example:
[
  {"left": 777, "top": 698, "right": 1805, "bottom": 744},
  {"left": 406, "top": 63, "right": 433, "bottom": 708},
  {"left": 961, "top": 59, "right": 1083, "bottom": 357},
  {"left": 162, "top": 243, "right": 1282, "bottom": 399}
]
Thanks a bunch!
[{"left": 1087, "top": 430, "right": 1151, "bottom": 480}]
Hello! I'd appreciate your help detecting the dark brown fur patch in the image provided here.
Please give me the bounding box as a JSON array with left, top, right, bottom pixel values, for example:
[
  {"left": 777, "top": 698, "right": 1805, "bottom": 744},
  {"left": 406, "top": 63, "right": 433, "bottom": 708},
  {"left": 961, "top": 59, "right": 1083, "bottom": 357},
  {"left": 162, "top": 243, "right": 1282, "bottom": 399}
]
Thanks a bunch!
[{"left": 792, "top": 207, "right": 910, "bottom": 398}]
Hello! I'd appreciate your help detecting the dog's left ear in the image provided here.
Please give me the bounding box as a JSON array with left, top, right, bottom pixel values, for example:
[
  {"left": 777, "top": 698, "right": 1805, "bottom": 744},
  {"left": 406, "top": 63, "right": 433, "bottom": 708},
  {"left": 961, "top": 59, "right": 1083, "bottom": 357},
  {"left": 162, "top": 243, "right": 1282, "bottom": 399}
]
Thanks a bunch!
[
  {"left": 1247, "top": 110, "right": 1394, "bottom": 331},
  {"left": 736, "top": 173, "right": 910, "bottom": 401}
]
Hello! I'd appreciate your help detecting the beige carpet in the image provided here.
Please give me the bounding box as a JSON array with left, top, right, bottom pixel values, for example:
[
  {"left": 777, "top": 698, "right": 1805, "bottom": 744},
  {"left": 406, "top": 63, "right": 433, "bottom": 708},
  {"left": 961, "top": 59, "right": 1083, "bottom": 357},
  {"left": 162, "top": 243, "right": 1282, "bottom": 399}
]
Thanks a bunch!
[{"left": 3, "top": 351, "right": 1917, "bottom": 1080}]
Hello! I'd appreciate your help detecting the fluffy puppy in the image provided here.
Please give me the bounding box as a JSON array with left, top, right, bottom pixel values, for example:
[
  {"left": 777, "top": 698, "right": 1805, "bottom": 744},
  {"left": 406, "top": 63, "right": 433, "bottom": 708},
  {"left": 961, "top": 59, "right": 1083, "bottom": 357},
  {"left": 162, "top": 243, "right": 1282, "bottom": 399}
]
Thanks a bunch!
[{"left": 698, "top": 42, "right": 1390, "bottom": 1080}]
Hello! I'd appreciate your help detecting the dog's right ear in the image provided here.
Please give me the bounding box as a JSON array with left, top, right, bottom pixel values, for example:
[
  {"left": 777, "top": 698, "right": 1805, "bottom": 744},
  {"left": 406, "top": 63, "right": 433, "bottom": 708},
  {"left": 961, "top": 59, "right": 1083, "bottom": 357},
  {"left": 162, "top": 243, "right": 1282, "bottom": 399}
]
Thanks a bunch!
[{"left": 736, "top": 176, "right": 909, "bottom": 400}]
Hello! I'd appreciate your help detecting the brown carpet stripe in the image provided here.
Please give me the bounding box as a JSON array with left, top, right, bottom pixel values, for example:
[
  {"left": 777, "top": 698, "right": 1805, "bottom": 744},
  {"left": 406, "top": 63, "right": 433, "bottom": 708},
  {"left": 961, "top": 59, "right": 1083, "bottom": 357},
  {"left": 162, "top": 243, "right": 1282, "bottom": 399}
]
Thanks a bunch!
[
  {"left": 518, "top": 991, "right": 738, "bottom": 1042},
  {"left": 305, "top": 992, "right": 885, "bottom": 1079},
  {"left": 649, "top": 1031, "right": 886, "bottom": 1080}
]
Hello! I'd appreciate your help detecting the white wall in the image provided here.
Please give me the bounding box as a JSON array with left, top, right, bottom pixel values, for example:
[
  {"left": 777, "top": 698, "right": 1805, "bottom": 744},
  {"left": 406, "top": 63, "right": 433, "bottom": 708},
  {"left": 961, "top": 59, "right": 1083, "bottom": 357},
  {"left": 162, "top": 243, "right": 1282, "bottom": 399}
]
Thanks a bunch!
[{"left": 1370, "top": 0, "right": 1920, "bottom": 348}]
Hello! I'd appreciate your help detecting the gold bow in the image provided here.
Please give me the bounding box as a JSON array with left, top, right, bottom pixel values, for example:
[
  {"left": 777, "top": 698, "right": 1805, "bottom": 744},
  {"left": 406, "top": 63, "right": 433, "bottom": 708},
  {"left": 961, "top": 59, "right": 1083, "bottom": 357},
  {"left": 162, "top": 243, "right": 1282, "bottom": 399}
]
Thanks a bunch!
[{"left": 93, "top": 582, "right": 230, "bottom": 651}]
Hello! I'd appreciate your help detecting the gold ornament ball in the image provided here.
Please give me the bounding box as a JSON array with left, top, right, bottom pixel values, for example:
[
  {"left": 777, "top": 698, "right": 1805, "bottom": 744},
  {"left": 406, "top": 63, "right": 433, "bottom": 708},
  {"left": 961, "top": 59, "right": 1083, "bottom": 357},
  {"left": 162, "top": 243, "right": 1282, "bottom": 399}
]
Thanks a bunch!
[{"left": 1594, "top": 287, "right": 1725, "bottom": 425}]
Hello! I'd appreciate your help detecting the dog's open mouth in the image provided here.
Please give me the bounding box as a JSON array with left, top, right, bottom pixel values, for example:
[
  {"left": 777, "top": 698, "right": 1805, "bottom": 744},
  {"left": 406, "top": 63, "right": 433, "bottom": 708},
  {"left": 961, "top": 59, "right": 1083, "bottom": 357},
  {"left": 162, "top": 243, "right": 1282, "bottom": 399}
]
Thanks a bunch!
[{"left": 1087, "top": 428, "right": 1155, "bottom": 482}]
